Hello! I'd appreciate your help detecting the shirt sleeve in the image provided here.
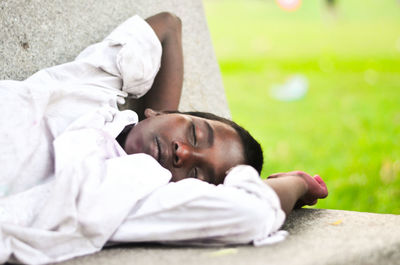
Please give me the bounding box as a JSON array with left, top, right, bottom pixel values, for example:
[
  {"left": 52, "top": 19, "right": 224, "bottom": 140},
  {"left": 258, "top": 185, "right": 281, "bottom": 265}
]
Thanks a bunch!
[
  {"left": 0, "top": 128, "right": 171, "bottom": 264},
  {"left": 110, "top": 165, "right": 288, "bottom": 246},
  {"left": 25, "top": 15, "right": 162, "bottom": 103},
  {"left": 75, "top": 15, "right": 162, "bottom": 98}
]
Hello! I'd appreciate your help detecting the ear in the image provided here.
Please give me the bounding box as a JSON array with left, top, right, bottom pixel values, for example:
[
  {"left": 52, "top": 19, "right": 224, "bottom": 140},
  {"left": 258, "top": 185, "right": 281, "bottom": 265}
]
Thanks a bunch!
[{"left": 144, "top": 108, "right": 162, "bottom": 118}]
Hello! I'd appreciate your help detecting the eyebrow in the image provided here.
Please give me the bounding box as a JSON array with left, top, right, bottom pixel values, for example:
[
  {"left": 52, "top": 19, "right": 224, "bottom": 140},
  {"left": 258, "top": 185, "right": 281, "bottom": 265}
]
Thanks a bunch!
[{"left": 205, "top": 121, "right": 214, "bottom": 147}]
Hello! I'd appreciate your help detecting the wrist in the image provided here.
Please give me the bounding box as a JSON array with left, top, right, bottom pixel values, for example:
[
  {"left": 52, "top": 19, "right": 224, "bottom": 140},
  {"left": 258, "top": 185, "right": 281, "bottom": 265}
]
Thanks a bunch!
[{"left": 289, "top": 175, "right": 308, "bottom": 197}]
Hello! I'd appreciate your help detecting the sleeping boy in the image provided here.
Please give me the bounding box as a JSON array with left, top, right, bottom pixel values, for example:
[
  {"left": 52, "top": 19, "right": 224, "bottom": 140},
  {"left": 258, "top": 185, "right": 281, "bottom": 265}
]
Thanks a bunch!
[{"left": 0, "top": 12, "right": 328, "bottom": 264}]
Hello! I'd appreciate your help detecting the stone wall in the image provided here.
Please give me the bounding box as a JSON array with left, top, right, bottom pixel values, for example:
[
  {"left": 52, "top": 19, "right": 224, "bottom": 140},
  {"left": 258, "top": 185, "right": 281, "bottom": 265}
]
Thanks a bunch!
[{"left": 0, "top": 0, "right": 230, "bottom": 118}]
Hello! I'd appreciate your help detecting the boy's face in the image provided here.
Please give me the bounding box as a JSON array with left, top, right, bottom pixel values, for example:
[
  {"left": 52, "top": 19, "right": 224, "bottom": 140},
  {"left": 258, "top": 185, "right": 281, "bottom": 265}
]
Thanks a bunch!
[{"left": 124, "top": 109, "right": 245, "bottom": 185}]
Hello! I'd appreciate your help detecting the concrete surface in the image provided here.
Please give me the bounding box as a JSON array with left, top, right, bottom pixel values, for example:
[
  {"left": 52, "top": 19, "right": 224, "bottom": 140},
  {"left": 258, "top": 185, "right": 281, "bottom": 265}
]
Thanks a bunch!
[
  {"left": 0, "top": 0, "right": 230, "bottom": 118},
  {"left": 3, "top": 1, "right": 400, "bottom": 265},
  {"left": 59, "top": 209, "right": 400, "bottom": 265}
]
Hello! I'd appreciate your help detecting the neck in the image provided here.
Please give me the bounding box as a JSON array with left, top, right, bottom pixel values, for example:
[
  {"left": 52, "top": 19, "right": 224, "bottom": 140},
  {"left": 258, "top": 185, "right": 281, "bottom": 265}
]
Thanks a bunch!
[{"left": 116, "top": 124, "right": 134, "bottom": 149}]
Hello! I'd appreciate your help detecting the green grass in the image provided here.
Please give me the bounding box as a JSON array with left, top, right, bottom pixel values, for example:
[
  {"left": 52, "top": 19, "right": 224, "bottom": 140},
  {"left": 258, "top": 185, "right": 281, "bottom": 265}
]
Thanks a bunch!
[{"left": 204, "top": 0, "right": 400, "bottom": 214}]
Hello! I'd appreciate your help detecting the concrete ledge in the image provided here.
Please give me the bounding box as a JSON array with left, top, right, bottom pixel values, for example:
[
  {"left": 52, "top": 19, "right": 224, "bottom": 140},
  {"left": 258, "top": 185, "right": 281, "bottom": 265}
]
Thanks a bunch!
[
  {"left": 58, "top": 209, "right": 400, "bottom": 265},
  {"left": 0, "top": 0, "right": 230, "bottom": 118}
]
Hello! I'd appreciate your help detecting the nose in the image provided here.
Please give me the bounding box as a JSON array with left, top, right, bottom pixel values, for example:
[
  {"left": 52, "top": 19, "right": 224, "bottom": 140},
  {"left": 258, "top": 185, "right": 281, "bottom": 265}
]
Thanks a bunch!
[{"left": 173, "top": 141, "right": 200, "bottom": 167}]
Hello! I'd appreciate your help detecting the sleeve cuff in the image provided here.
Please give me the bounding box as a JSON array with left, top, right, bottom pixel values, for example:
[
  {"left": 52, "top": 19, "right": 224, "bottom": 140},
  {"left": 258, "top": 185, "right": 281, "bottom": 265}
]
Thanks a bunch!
[
  {"left": 224, "top": 165, "right": 288, "bottom": 245},
  {"left": 105, "top": 15, "right": 162, "bottom": 98}
]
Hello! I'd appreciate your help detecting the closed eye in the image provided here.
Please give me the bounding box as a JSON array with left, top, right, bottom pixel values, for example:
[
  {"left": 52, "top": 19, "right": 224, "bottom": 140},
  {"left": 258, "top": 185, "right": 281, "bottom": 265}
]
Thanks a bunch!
[
  {"left": 191, "top": 122, "right": 197, "bottom": 146},
  {"left": 189, "top": 167, "right": 198, "bottom": 179}
]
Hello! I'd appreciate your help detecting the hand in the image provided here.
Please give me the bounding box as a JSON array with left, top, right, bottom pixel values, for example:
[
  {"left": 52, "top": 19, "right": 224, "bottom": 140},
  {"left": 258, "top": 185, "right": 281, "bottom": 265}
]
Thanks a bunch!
[{"left": 268, "top": 171, "right": 328, "bottom": 208}]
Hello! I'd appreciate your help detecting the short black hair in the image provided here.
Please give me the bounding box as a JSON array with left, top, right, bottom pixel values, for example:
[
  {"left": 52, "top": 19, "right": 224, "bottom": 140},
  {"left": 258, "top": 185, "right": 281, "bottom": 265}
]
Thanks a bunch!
[{"left": 164, "top": 110, "right": 264, "bottom": 174}]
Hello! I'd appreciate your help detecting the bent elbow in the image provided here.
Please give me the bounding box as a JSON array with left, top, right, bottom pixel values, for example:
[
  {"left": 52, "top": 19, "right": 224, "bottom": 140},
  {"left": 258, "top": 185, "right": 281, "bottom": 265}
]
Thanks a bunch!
[{"left": 157, "top": 12, "right": 182, "bottom": 34}]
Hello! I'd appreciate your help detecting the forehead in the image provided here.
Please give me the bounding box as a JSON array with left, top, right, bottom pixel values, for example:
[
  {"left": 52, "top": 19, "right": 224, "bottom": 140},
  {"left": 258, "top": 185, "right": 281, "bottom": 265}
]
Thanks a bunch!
[
  {"left": 189, "top": 114, "right": 245, "bottom": 182},
  {"left": 183, "top": 114, "right": 238, "bottom": 139},
  {"left": 162, "top": 113, "right": 239, "bottom": 139}
]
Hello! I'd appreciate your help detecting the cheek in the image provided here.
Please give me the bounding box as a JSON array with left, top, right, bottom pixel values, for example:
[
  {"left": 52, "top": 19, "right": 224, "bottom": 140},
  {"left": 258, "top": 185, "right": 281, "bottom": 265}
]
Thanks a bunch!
[
  {"left": 169, "top": 168, "right": 186, "bottom": 182},
  {"left": 219, "top": 141, "right": 245, "bottom": 170},
  {"left": 124, "top": 127, "right": 146, "bottom": 154}
]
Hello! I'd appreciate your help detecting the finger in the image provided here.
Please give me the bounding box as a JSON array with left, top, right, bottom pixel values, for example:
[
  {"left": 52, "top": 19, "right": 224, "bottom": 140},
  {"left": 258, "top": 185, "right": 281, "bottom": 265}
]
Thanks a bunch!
[{"left": 314, "top": 175, "right": 328, "bottom": 198}]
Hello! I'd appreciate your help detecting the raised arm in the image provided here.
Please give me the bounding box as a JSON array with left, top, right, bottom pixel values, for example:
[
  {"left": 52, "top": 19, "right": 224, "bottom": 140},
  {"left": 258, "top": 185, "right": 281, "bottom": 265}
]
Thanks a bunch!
[{"left": 128, "top": 12, "right": 183, "bottom": 120}]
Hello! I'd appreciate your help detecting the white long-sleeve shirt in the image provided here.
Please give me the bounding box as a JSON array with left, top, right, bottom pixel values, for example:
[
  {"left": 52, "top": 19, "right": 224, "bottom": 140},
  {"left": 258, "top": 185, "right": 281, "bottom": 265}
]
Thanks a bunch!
[
  {"left": 0, "top": 15, "right": 287, "bottom": 265},
  {"left": 0, "top": 15, "right": 162, "bottom": 196}
]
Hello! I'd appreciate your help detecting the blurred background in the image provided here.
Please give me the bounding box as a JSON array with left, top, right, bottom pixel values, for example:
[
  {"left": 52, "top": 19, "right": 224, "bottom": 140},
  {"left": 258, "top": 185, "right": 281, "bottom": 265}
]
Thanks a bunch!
[{"left": 203, "top": 0, "right": 400, "bottom": 214}]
